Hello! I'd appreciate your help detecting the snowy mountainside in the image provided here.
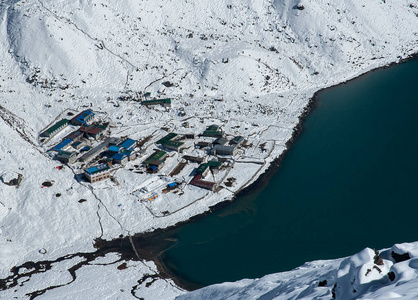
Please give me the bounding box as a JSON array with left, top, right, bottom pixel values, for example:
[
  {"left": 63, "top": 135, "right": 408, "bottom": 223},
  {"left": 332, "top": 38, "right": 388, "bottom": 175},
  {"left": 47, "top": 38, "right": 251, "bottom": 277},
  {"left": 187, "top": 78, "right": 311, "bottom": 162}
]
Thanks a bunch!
[
  {"left": 1, "top": 0, "right": 418, "bottom": 299},
  {"left": 178, "top": 242, "right": 418, "bottom": 300}
]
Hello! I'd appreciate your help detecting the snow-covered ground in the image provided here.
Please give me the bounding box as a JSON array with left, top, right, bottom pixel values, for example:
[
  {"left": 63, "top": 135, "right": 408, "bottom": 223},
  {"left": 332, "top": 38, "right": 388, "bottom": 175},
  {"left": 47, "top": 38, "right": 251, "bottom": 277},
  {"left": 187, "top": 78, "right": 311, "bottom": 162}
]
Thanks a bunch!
[
  {"left": 178, "top": 242, "right": 418, "bottom": 300},
  {"left": 1, "top": 0, "right": 418, "bottom": 298}
]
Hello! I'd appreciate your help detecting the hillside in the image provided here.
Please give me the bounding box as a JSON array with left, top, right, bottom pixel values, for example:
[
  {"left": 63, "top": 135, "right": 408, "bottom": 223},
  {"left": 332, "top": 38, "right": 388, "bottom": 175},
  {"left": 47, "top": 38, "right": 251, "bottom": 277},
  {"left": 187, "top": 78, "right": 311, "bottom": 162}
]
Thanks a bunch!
[
  {"left": 178, "top": 242, "right": 418, "bottom": 300},
  {"left": 1, "top": 0, "right": 418, "bottom": 299}
]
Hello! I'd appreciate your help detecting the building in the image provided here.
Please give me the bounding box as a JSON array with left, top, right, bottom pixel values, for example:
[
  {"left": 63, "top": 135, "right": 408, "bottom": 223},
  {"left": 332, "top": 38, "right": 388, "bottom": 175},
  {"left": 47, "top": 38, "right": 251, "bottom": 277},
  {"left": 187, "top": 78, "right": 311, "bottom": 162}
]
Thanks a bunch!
[
  {"left": 41, "top": 119, "right": 69, "bottom": 138},
  {"left": 70, "top": 109, "right": 95, "bottom": 126},
  {"left": 163, "top": 140, "right": 185, "bottom": 152},
  {"left": 108, "top": 145, "right": 122, "bottom": 153},
  {"left": 107, "top": 137, "right": 121, "bottom": 146},
  {"left": 196, "top": 163, "right": 210, "bottom": 177},
  {"left": 113, "top": 152, "right": 129, "bottom": 165},
  {"left": 80, "top": 125, "right": 106, "bottom": 140},
  {"left": 156, "top": 133, "right": 185, "bottom": 152},
  {"left": 84, "top": 164, "right": 110, "bottom": 183},
  {"left": 156, "top": 133, "right": 178, "bottom": 144},
  {"left": 143, "top": 150, "right": 168, "bottom": 171},
  {"left": 190, "top": 175, "right": 217, "bottom": 191},
  {"left": 196, "top": 141, "right": 211, "bottom": 148},
  {"left": 207, "top": 160, "right": 222, "bottom": 169},
  {"left": 231, "top": 136, "right": 245, "bottom": 145},
  {"left": 52, "top": 138, "right": 73, "bottom": 151},
  {"left": 183, "top": 155, "right": 206, "bottom": 163},
  {"left": 56, "top": 151, "right": 76, "bottom": 164},
  {"left": 195, "top": 160, "right": 221, "bottom": 177},
  {"left": 202, "top": 124, "right": 223, "bottom": 137},
  {"left": 71, "top": 141, "right": 83, "bottom": 150},
  {"left": 64, "top": 129, "right": 84, "bottom": 142},
  {"left": 141, "top": 98, "right": 171, "bottom": 108},
  {"left": 213, "top": 137, "right": 228, "bottom": 145},
  {"left": 211, "top": 144, "right": 238, "bottom": 156},
  {"left": 78, "top": 140, "right": 108, "bottom": 162},
  {"left": 118, "top": 138, "right": 136, "bottom": 151}
]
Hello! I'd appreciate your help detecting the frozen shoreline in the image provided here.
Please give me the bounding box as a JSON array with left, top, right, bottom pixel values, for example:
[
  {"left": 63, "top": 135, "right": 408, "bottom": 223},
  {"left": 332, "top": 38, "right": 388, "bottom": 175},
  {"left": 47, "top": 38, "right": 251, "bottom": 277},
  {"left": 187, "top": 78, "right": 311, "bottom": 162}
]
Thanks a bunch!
[{"left": 2, "top": 0, "right": 418, "bottom": 298}]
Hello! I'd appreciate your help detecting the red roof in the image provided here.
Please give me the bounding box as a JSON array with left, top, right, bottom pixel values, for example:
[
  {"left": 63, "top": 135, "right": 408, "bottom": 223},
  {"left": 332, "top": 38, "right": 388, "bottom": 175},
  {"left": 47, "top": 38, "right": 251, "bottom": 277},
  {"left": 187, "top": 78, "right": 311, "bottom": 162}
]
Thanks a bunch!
[
  {"left": 190, "top": 175, "right": 216, "bottom": 190},
  {"left": 65, "top": 129, "right": 83, "bottom": 140},
  {"left": 80, "top": 126, "right": 104, "bottom": 135}
]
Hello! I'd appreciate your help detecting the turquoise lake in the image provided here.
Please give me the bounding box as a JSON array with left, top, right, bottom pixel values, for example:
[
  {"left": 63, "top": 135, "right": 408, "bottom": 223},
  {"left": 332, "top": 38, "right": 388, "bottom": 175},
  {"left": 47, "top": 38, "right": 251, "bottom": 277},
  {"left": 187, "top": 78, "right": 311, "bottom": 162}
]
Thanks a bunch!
[{"left": 159, "top": 58, "right": 418, "bottom": 288}]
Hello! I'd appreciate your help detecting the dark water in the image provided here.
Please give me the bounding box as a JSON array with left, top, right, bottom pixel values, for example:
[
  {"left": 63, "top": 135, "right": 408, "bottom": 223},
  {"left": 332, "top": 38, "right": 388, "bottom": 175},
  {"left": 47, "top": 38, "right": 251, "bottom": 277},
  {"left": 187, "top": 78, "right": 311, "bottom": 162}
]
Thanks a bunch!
[{"left": 160, "top": 58, "right": 418, "bottom": 287}]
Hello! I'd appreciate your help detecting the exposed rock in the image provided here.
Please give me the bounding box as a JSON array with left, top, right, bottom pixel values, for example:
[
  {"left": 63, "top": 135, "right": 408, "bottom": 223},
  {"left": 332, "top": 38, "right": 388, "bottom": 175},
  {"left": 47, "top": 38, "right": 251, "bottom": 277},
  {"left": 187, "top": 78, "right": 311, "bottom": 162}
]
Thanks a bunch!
[
  {"left": 1, "top": 172, "right": 23, "bottom": 187},
  {"left": 318, "top": 280, "right": 327, "bottom": 286},
  {"left": 392, "top": 251, "right": 410, "bottom": 263},
  {"left": 332, "top": 283, "right": 337, "bottom": 299},
  {"left": 388, "top": 271, "right": 396, "bottom": 281},
  {"left": 373, "top": 249, "right": 384, "bottom": 265}
]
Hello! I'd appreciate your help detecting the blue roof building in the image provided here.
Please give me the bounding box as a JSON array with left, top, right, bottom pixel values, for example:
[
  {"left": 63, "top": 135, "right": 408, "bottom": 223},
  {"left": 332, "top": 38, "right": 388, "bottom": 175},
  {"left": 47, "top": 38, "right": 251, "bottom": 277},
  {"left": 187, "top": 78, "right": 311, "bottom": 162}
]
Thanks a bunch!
[
  {"left": 85, "top": 164, "right": 110, "bottom": 175},
  {"left": 70, "top": 109, "right": 95, "bottom": 126},
  {"left": 52, "top": 138, "right": 73, "bottom": 151},
  {"left": 108, "top": 145, "right": 122, "bottom": 153},
  {"left": 118, "top": 138, "right": 136, "bottom": 151},
  {"left": 113, "top": 152, "right": 129, "bottom": 164},
  {"left": 84, "top": 163, "right": 110, "bottom": 183}
]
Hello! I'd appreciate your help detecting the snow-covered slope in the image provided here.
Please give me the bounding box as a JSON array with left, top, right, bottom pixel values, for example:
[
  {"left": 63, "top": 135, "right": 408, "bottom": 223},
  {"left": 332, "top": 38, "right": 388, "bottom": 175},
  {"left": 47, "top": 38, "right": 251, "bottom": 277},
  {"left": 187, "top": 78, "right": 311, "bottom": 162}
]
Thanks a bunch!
[
  {"left": 178, "top": 242, "right": 418, "bottom": 300},
  {"left": 1, "top": 0, "right": 418, "bottom": 298}
]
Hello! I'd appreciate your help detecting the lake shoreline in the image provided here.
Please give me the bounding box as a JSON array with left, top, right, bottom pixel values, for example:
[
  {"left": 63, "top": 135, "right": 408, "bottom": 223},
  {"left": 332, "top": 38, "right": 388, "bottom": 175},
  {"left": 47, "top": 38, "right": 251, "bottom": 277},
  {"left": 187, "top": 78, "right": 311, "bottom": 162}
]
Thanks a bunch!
[{"left": 95, "top": 52, "right": 418, "bottom": 292}]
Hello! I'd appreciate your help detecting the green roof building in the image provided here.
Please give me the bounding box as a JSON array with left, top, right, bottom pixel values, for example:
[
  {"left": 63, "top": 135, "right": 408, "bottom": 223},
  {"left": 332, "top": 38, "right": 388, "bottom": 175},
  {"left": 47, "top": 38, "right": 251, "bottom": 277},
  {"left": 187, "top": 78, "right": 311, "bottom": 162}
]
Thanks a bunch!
[
  {"left": 156, "top": 133, "right": 178, "bottom": 145},
  {"left": 207, "top": 160, "right": 222, "bottom": 168},
  {"left": 202, "top": 124, "right": 223, "bottom": 137},
  {"left": 156, "top": 133, "right": 185, "bottom": 152},
  {"left": 56, "top": 150, "right": 76, "bottom": 164},
  {"left": 196, "top": 163, "right": 210, "bottom": 177},
  {"left": 41, "top": 119, "right": 69, "bottom": 138},
  {"left": 142, "top": 98, "right": 171, "bottom": 108},
  {"left": 143, "top": 150, "right": 168, "bottom": 167}
]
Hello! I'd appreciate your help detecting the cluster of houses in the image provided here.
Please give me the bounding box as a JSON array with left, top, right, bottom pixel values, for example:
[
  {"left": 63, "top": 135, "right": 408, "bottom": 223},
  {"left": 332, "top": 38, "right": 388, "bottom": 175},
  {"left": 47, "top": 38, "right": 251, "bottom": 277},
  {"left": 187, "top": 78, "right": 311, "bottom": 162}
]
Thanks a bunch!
[
  {"left": 43, "top": 109, "right": 109, "bottom": 163},
  {"left": 137, "top": 125, "right": 245, "bottom": 191},
  {"left": 43, "top": 110, "right": 245, "bottom": 191},
  {"left": 42, "top": 109, "right": 138, "bottom": 182}
]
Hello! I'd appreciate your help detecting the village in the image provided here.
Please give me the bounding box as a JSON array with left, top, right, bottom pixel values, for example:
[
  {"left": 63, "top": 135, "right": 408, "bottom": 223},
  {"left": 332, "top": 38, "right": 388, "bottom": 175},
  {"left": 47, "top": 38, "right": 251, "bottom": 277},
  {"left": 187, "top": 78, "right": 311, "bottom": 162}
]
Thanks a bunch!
[{"left": 37, "top": 98, "right": 267, "bottom": 217}]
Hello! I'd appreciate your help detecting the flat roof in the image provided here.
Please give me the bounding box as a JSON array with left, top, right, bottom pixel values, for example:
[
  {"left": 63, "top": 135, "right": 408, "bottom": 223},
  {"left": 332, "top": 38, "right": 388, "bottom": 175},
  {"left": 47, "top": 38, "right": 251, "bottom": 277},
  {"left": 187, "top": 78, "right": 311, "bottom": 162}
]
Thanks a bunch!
[
  {"left": 156, "top": 133, "right": 178, "bottom": 145},
  {"left": 52, "top": 138, "right": 72, "bottom": 151},
  {"left": 214, "top": 137, "right": 228, "bottom": 145},
  {"left": 72, "top": 109, "right": 94, "bottom": 124},
  {"left": 206, "top": 124, "right": 220, "bottom": 131},
  {"left": 190, "top": 175, "right": 216, "bottom": 189},
  {"left": 108, "top": 145, "right": 121, "bottom": 152},
  {"left": 142, "top": 98, "right": 171, "bottom": 105},
  {"left": 231, "top": 136, "right": 244, "bottom": 144},
  {"left": 44, "top": 119, "right": 68, "bottom": 134},
  {"left": 196, "top": 163, "right": 209, "bottom": 174},
  {"left": 65, "top": 129, "right": 83, "bottom": 140},
  {"left": 119, "top": 138, "right": 136, "bottom": 149},
  {"left": 143, "top": 150, "right": 167, "bottom": 165},
  {"left": 113, "top": 153, "right": 128, "bottom": 160},
  {"left": 207, "top": 160, "right": 222, "bottom": 167},
  {"left": 79, "top": 141, "right": 108, "bottom": 161},
  {"left": 85, "top": 164, "right": 109, "bottom": 175},
  {"left": 57, "top": 151, "right": 75, "bottom": 158},
  {"left": 80, "top": 126, "right": 105, "bottom": 135},
  {"left": 164, "top": 140, "right": 184, "bottom": 147}
]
